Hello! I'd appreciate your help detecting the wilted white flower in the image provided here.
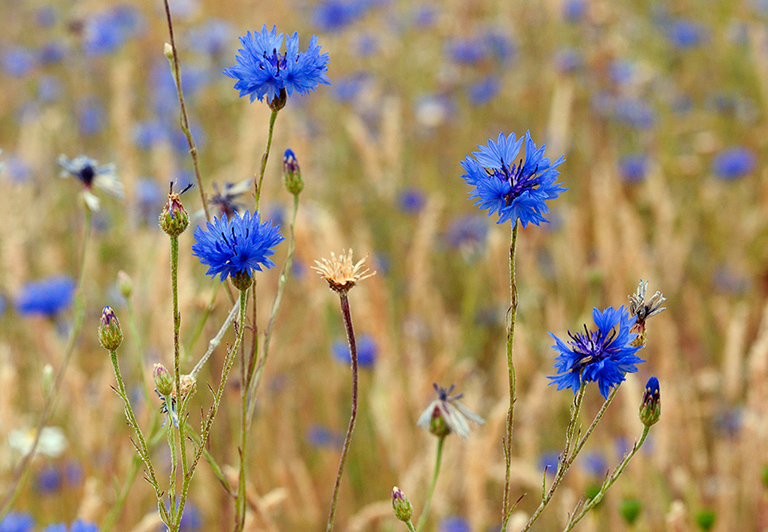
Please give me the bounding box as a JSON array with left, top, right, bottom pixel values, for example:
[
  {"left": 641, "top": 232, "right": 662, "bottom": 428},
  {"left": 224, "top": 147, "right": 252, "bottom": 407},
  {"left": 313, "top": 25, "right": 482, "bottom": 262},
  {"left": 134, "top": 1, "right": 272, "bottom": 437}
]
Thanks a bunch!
[
  {"left": 417, "top": 383, "right": 484, "bottom": 439},
  {"left": 8, "top": 426, "right": 68, "bottom": 458},
  {"left": 58, "top": 154, "right": 123, "bottom": 211}
]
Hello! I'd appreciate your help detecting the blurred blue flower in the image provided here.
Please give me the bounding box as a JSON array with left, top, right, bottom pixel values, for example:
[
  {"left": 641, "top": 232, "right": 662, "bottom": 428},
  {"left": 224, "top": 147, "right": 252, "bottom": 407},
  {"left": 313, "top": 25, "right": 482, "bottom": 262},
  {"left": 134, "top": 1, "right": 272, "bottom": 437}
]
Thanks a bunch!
[
  {"left": 167, "top": 0, "right": 199, "bottom": 20},
  {"left": 152, "top": 62, "right": 210, "bottom": 118},
  {"left": 581, "top": 451, "right": 608, "bottom": 477},
  {"left": 539, "top": 451, "right": 560, "bottom": 474},
  {"left": 467, "top": 76, "right": 500, "bottom": 106},
  {"left": 187, "top": 19, "right": 234, "bottom": 57},
  {"left": 562, "top": 0, "right": 586, "bottom": 22},
  {"left": 83, "top": 5, "right": 144, "bottom": 56},
  {"left": 613, "top": 96, "right": 655, "bottom": 129},
  {"left": 444, "top": 215, "right": 488, "bottom": 251},
  {"left": 483, "top": 30, "right": 517, "bottom": 63},
  {"left": 133, "top": 120, "right": 168, "bottom": 150},
  {"left": 461, "top": 131, "right": 566, "bottom": 227},
  {"left": 548, "top": 306, "right": 644, "bottom": 399},
  {"left": 39, "top": 41, "right": 68, "bottom": 65},
  {"left": 173, "top": 169, "right": 195, "bottom": 190},
  {"left": 208, "top": 179, "right": 252, "bottom": 219},
  {"left": 78, "top": 99, "right": 106, "bottom": 136},
  {"left": 610, "top": 59, "right": 635, "bottom": 85},
  {"left": 0, "top": 294, "right": 6, "bottom": 317},
  {"left": 446, "top": 38, "right": 486, "bottom": 64},
  {"left": 312, "top": 0, "right": 363, "bottom": 32},
  {"left": 135, "top": 178, "right": 165, "bottom": 225},
  {"left": 619, "top": 154, "right": 647, "bottom": 183},
  {"left": 36, "top": 465, "right": 62, "bottom": 493},
  {"left": 712, "top": 147, "right": 756, "bottom": 180},
  {"left": 171, "top": 123, "right": 206, "bottom": 153},
  {"left": 332, "top": 334, "right": 377, "bottom": 367},
  {"left": 16, "top": 276, "right": 75, "bottom": 317},
  {"left": 331, "top": 73, "right": 369, "bottom": 102},
  {"left": 307, "top": 424, "right": 343, "bottom": 449},
  {"left": 439, "top": 516, "right": 471, "bottom": 532},
  {"left": 40, "top": 524, "right": 65, "bottom": 532},
  {"left": 3, "top": 155, "right": 32, "bottom": 183},
  {"left": 192, "top": 211, "right": 284, "bottom": 282},
  {"left": 2, "top": 47, "right": 36, "bottom": 78},
  {"left": 555, "top": 47, "right": 583, "bottom": 74},
  {"left": 179, "top": 502, "right": 201, "bottom": 531},
  {"left": 223, "top": 25, "right": 331, "bottom": 104},
  {"left": 58, "top": 154, "right": 124, "bottom": 211},
  {"left": 69, "top": 521, "right": 98, "bottom": 532},
  {"left": 0, "top": 512, "right": 34, "bottom": 532},
  {"left": 355, "top": 34, "right": 379, "bottom": 56},
  {"left": 666, "top": 19, "right": 706, "bottom": 49},
  {"left": 412, "top": 4, "right": 437, "bottom": 27},
  {"left": 36, "top": 6, "right": 59, "bottom": 27},
  {"left": 38, "top": 75, "right": 63, "bottom": 102},
  {"left": 397, "top": 187, "right": 426, "bottom": 214}
]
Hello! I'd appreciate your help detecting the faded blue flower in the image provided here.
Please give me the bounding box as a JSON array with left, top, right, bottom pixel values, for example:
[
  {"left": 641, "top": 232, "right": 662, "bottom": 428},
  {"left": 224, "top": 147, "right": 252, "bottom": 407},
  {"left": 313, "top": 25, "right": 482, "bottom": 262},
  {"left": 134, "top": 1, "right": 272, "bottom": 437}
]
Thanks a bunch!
[
  {"left": 307, "top": 424, "right": 344, "bottom": 449},
  {"left": 36, "top": 465, "right": 62, "bottom": 493},
  {"left": 462, "top": 131, "right": 566, "bottom": 227},
  {"left": 83, "top": 5, "right": 144, "bottom": 56},
  {"left": 208, "top": 179, "right": 252, "bottom": 219},
  {"left": 712, "top": 147, "right": 756, "bottom": 180},
  {"left": 539, "top": 451, "right": 560, "bottom": 474},
  {"left": 2, "top": 47, "right": 36, "bottom": 78},
  {"left": 548, "top": 306, "right": 645, "bottom": 399},
  {"left": 666, "top": 19, "right": 706, "bottom": 49},
  {"left": 0, "top": 512, "right": 34, "bottom": 532},
  {"left": 619, "top": 154, "right": 647, "bottom": 183},
  {"left": 58, "top": 154, "right": 123, "bottom": 211},
  {"left": 192, "top": 211, "right": 284, "bottom": 281},
  {"left": 187, "top": 19, "right": 234, "bottom": 57},
  {"left": 16, "top": 276, "right": 75, "bottom": 317},
  {"left": 78, "top": 98, "right": 106, "bottom": 136},
  {"left": 332, "top": 334, "right": 377, "bottom": 367},
  {"left": 467, "top": 75, "right": 500, "bottom": 106},
  {"left": 223, "top": 25, "right": 331, "bottom": 104},
  {"left": 439, "top": 517, "right": 470, "bottom": 532},
  {"left": 40, "top": 524, "right": 66, "bottom": 532},
  {"left": 312, "top": 0, "right": 363, "bottom": 32},
  {"left": 444, "top": 215, "right": 488, "bottom": 252},
  {"left": 397, "top": 187, "right": 426, "bottom": 214}
]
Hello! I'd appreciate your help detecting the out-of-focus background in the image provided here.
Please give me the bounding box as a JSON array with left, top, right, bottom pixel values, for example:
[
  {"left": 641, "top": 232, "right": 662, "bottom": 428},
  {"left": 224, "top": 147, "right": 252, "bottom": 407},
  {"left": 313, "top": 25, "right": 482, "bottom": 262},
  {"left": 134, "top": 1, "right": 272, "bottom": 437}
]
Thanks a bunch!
[{"left": 1, "top": 0, "right": 767, "bottom": 530}]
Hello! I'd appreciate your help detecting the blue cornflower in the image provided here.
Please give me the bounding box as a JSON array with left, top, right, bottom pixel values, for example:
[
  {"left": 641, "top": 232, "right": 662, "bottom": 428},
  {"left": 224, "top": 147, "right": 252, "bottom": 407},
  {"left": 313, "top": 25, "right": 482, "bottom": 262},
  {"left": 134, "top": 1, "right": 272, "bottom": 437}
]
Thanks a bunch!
[
  {"left": 0, "top": 512, "right": 34, "bottom": 532},
  {"left": 223, "top": 25, "right": 330, "bottom": 105},
  {"left": 461, "top": 131, "right": 566, "bottom": 227},
  {"left": 712, "top": 146, "right": 756, "bottom": 180},
  {"left": 548, "top": 306, "right": 645, "bottom": 399},
  {"left": 192, "top": 211, "right": 284, "bottom": 284},
  {"left": 332, "top": 334, "right": 377, "bottom": 367},
  {"left": 16, "top": 276, "right": 75, "bottom": 317}
]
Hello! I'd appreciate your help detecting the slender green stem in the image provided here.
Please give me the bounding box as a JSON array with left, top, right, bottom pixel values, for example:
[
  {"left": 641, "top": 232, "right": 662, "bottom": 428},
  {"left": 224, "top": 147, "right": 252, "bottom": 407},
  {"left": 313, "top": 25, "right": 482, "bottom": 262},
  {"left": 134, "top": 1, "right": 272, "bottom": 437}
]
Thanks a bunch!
[
  {"left": 402, "top": 520, "right": 417, "bottom": 532},
  {"left": 521, "top": 383, "right": 588, "bottom": 532},
  {"left": 170, "top": 235, "right": 189, "bottom": 481},
  {"left": 0, "top": 209, "right": 93, "bottom": 519},
  {"left": 563, "top": 427, "right": 651, "bottom": 531},
  {"left": 255, "top": 109, "right": 279, "bottom": 212},
  {"left": 162, "top": 0, "right": 209, "bottom": 222},
  {"left": 415, "top": 436, "right": 446, "bottom": 532},
  {"left": 177, "top": 289, "right": 249, "bottom": 528},
  {"left": 109, "top": 349, "right": 170, "bottom": 524},
  {"left": 501, "top": 221, "right": 519, "bottom": 528},
  {"left": 246, "top": 192, "right": 300, "bottom": 424},
  {"left": 235, "top": 382, "right": 247, "bottom": 531},
  {"left": 326, "top": 293, "right": 360, "bottom": 532}
]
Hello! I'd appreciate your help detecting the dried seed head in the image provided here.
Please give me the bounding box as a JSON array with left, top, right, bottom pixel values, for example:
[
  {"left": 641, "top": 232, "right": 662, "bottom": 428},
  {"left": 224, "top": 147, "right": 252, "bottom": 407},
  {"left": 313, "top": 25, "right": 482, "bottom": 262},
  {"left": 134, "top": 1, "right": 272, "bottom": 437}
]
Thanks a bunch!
[{"left": 313, "top": 249, "right": 375, "bottom": 294}]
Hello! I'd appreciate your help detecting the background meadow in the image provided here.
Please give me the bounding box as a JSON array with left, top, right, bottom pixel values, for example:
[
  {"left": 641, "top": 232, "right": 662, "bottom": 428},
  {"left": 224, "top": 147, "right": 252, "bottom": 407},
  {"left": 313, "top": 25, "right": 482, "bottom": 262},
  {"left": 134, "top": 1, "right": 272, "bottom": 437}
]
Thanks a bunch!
[{"left": 1, "top": 0, "right": 767, "bottom": 530}]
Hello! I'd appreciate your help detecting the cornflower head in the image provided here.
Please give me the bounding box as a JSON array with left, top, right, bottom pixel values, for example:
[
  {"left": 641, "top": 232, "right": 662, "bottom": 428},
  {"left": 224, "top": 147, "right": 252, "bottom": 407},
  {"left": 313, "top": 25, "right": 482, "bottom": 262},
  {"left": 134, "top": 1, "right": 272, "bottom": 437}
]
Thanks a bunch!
[
  {"left": 223, "top": 25, "right": 330, "bottom": 109},
  {"left": 461, "top": 131, "right": 566, "bottom": 227},
  {"left": 192, "top": 210, "right": 284, "bottom": 290},
  {"left": 548, "top": 306, "right": 645, "bottom": 399},
  {"left": 628, "top": 280, "right": 666, "bottom": 347},
  {"left": 313, "top": 249, "right": 375, "bottom": 295},
  {"left": 208, "top": 179, "right": 251, "bottom": 219},
  {"left": 58, "top": 154, "right": 123, "bottom": 211},
  {"left": 16, "top": 276, "right": 75, "bottom": 317},
  {"left": 417, "top": 383, "right": 485, "bottom": 439}
]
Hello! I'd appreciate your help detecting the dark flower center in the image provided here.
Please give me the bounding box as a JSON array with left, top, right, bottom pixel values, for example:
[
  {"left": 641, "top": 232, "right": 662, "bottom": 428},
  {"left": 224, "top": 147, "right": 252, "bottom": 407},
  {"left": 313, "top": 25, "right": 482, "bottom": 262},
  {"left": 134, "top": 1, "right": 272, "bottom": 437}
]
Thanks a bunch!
[
  {"left": 79, "top": 164, "right": 95, "bottom": 187},
  {"left": 567, "top": 325, "right": 617, "bottom": 370},
  {"left": 263, "top": 48, "right": 287, "bottom": 74},
  {"left": 487, "top": 158, "right": 539, "bottom": 206}
]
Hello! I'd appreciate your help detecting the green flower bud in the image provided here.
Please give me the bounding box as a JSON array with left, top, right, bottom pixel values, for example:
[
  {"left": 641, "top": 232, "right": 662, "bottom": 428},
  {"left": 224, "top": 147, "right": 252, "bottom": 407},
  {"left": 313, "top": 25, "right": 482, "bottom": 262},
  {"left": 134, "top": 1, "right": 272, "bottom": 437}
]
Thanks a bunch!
[
  {"left": 391, "top": 486, "right": 413, "bottom": 522},
  {"left": 117, "top": 270, "right": 132, "bottom": 299},
  {"left": 639, "top": 377, "right": 661, "bottom": 427},
  {"left": 153, "top": 363, "right": 174, "bottom": 396},
  {"left": 159, "top": 190, "right": 189, "bottom": 236},
  {"left": 98, "top": 306, "right": 123, "bottom": 351},
  {"left": 619, "top": 498, "right": 642, "bottom": 525},
  {"left": 695, "top": 509, "right": 716, "bottom": 531},
  {"left": 283, "top": 149, "right": 303, "bottom": 195}
]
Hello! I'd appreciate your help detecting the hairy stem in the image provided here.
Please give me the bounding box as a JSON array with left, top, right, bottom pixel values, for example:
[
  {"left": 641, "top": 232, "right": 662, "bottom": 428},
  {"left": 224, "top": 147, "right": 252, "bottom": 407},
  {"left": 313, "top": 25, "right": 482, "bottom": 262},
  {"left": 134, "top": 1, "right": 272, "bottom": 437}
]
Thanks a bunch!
[
  {"left": 326, "top": 293, "right": 359, "bottom": 532},
  {"left": 415, "top": 436, "right": 446, "bottom": 532},
  {"left": 501, "top": 221, "right": 519, "bottom": 528}
]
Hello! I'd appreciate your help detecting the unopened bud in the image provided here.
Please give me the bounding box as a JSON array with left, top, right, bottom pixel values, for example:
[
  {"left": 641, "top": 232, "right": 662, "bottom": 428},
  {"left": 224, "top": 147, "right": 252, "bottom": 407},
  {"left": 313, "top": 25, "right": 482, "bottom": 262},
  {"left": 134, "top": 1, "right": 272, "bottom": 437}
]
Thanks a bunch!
[
  {"left": 98, "top": 306, "right": 123, "bottom": 350},
  {"left": 117, "top": 270, "right": 132, "bottom": 299},
  {"left": 42, "top": 364, "right": 54, "bottom": 398},
  {"left": 153, "top": 364, "right": 174, "bottom": 396},
  {"left": 283, "top": 149, "right": 303, "bottom": 195},
  {"left": 619, "top": 498, "right": 642, "bottom": 525},
  {"left": 428, "top": 406, "right": 451, "bottom": 438},
  {"left": 639, "top": 377, "right": 661, "bottom": 427},
  {"left": 164, "top": 42, "right": 174, "bottom": 61},
  {"left": 159, "top": 190, "right": 189, "bottom": 236},
  {"left": 391, "top": 486, "right": 413, "bottom": 522}
]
